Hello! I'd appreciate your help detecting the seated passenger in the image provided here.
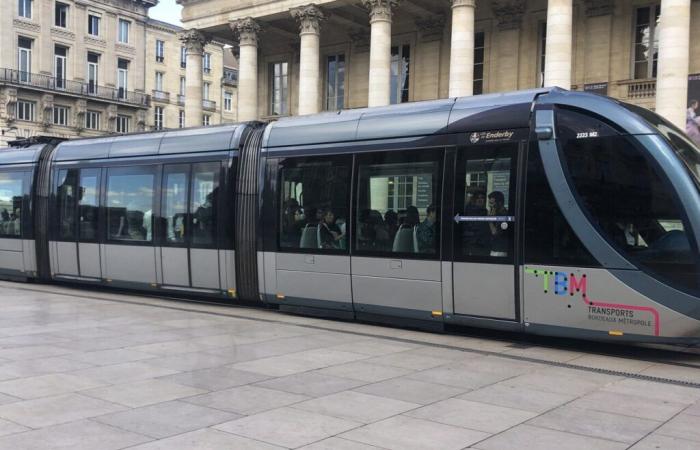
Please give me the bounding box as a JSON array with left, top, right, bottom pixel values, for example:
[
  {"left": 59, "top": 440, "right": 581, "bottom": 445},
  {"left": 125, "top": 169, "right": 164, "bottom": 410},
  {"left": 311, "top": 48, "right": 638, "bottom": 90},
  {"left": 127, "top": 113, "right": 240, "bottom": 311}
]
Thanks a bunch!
[
  {"left": 416, "top": 204, "right": 438, "bottom": 253},
  {"left": 488, "top": 191, "right": 509, "bottom": 257},
  {"left": 404, "top": 206, "right": 420, "bottom": 227},
  {"left": 319, "top": 208, "right": 344, "bottom": 249}
]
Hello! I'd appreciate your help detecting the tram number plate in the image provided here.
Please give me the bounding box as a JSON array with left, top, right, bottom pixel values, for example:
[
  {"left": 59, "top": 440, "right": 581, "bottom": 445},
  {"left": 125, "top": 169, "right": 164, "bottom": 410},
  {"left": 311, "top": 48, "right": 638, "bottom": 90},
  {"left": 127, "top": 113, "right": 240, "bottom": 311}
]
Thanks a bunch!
[{"left": 576, "top": 131, "right": 599, "bottom": 139}]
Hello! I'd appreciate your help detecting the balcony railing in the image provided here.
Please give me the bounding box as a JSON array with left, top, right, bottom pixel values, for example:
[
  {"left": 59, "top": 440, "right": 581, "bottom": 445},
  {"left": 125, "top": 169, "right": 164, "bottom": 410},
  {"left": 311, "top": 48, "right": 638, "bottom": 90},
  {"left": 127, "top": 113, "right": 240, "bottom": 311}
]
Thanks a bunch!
[
  {"left": 618, "top": 78, "right": 656, "bottom": 99},
  {"left": 152, "top": 90, "right": 170, "bottom": 103},
  {"left": 177, "top": 94, "right": 185, "bottom": 106},
  {"left": 0, "top": 68, "right": 149, "bottom": 107},
  {"left": 202, "top": 99, "right": 216, "bottom": 111},
  {"left": 223, "top": 68, "right": 238, "bottom": 86}
]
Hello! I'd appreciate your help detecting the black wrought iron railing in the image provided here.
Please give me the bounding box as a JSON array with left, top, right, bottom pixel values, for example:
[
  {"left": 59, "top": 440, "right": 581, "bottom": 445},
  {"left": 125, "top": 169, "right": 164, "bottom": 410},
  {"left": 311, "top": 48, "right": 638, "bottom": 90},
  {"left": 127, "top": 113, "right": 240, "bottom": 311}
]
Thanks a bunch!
[{"left": 0, "top": 68, "right": 150, "bottom": 107}]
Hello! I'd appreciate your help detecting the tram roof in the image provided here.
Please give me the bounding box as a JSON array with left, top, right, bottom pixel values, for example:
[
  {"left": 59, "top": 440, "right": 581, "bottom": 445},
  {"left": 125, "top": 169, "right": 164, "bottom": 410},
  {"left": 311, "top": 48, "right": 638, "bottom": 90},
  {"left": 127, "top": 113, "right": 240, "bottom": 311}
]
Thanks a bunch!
[
  {"left": 52, "top": 123, "right": 244, "bottom": 162},
  {"left": 263, "top": 88, "right": 552, "bottom": 149},
  {"left": 0, "top": 144, "right": 47, "bottom": 165}
]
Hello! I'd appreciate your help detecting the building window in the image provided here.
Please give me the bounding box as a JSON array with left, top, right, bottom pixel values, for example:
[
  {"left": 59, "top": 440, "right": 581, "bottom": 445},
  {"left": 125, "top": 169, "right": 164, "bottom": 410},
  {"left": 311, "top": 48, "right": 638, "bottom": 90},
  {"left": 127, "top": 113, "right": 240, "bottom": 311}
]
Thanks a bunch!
[
  {"left": 118, "top": 19, "right": 130, "bottom": 44},
  {"left": 88, "top": 14, "right": 100, "bottom": 36},
  {"left": 18, "top": 37, "right": 32, "bottom": 83},
  {"left": 87, "top": 52, "right": 99, "bottom": 94},
  {"left": 53, "top": 105, "right": 68, "bottom": 126},
  {"left": 269, "top": 62, "right": 288, "bottom": 116},
  {"left": 85, "top": 110, "right": 100, "bottom": 130},
  {"left": 203, "top": 52, "right": 211, "bottom": 73},
  {"left": 155, "top": 71, "right": 164, "bottom": 92},
  {"left": 117, "top": 58, "right": 128, "bottom": 99},
  {"left": 180, "top": 46, "right": 186, "bottom": 68},
  {"left": 154, "top": 106, "right": 164, "bottom": 130},
  {"left": 537, "top": 22, "right": 547, "bottom": 87},
  {"left": 224, "top": 91, "right": 232, "bottom": 111},
  {"left": 16, "top": 100, "right": 35, "bottom": 121},
  {"left": 54, "top": 45, "right": 67, "bottom": 90},
  {"left": 203, "top": 82, "right": 210, "bottom": 100},
  {"left": 325, "top": 54, "right": 345, "bottom": 111},
  {"left": 178, "top": 110, "right": 185, "bottom": 128},
  {"left": 474, "top": 32, "right": 485, "bottom": 95},
  {"left": 116, "top": 115, "right": 130, "bottom": 133},
  {"left": 55, "top": 2, "right": 68, "bottom": 28},
  {"left": 390, "top": 45, "right": 410, "bottom": 104},
  {"left": 156, "top": 40, "right": 165, "bottom": 63},
  {"left": 18, "top": 0, "right": 32, "bottom": 19},
  {"left": 179, "top": 77, "right": 186, "bottom": 96},
  {"left": 202, "top": 114, "right": 210, "bottom": 126},
  {"left": 633, "top": 4, "right": 661, "bottom": 79}
]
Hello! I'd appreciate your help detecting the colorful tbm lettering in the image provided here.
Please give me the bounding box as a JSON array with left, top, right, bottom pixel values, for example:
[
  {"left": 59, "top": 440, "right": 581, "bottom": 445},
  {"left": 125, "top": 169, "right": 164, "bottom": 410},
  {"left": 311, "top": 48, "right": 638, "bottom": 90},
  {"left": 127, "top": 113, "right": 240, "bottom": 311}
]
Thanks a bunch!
[{"left": 524, "top": 268, "right": 587, "bottom": 297}]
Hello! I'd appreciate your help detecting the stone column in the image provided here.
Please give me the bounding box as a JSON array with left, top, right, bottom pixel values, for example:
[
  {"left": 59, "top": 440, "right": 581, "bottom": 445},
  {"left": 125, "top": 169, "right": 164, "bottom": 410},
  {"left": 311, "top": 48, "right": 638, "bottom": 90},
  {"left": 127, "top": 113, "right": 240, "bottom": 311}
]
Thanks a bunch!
[
  {"left": 449, "top": 0, "right": 476, "bottom": 98},
  {"left": 544, "top": 0, "right": 573, "bottom": 88},
  {"left": 292, "top": 5, "right": 326, "bottom": 115},
  {"left": 179, "top": 29, "right": 208, "bottom": 128},
  {"left": 230, "top": 18, "right": 261, "bottom": 121},
  {"left": 656, "top": 0, "right": 691, "bottom": 129},
  {"left": 362, "top": 0, "right": 400, "bottom": 107}
]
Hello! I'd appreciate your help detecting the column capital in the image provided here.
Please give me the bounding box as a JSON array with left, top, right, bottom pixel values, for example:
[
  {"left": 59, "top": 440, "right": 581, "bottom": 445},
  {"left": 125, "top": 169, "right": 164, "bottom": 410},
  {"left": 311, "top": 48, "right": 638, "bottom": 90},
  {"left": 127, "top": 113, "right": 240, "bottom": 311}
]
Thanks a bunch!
[
  {"left": 361, "top": 0, "right": 401, "bottom": 23},
  {"left": 291, "top": 4, "right": 326, "bottom": 35},
  {"left": 178, "top": 29, "right": 208, "bottom": 54},
  {"left": 229, "top": 17, "right": 262, "bottom": 47},
  {"left": 583, "top": 0, "right": 614, "bottom": 18},
  {"left": 491, "top": 0, "right": 526, "bottom": 31},
  {"left": 451, "top": 0, "right": 475, "bottom": 8}
]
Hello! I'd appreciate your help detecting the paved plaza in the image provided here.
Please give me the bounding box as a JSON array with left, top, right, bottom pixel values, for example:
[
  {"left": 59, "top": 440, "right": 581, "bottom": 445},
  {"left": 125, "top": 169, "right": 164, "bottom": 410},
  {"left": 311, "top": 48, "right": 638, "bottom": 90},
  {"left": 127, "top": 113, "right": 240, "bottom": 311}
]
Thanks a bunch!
[{"left": 0, "top": 282, "right": 695, "bottom": 449}]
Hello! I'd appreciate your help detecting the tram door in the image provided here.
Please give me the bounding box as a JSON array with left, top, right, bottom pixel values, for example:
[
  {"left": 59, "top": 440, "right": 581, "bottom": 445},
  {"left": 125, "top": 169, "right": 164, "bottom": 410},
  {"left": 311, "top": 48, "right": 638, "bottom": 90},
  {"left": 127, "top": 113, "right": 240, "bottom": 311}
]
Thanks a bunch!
[
  {"left": 53, "top": 168, "right": 102, "bottom": 279},
  {"left": 451, "top": 142, "right": 519, "bottom": 320},
  {"left": 160, "top": 162, "right": 222, "bottom": 290}
]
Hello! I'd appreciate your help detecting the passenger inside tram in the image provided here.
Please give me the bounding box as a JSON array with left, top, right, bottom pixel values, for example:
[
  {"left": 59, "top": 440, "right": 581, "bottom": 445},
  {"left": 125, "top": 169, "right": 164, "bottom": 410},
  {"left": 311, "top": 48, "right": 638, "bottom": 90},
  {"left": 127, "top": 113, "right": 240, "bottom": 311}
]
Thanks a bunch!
[
  {"left": 319, "top": 208, "right": 345, "bottom": 249},
  {"left": 488, "top": 191, "right": 509, "bottom": 257},
  {"left": 462, "top": 188, "right": 490, "bottom": 256},
  {"left": 416, "top": 204, "right": 438, "bottom": 253}
]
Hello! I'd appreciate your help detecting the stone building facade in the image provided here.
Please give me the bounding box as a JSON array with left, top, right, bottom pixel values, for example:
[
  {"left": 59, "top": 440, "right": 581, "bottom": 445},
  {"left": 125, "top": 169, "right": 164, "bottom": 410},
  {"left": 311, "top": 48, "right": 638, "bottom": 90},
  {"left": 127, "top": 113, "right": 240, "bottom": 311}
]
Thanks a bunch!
[{"left": 177, "top": 0, "right": 699, "bottom": 129}]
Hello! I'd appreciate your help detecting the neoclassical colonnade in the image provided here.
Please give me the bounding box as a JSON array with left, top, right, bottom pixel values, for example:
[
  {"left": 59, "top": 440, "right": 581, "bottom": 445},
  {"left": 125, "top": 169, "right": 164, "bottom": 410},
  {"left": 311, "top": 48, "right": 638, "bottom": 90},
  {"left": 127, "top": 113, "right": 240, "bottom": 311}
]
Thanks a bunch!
[{"left": 179, "top": 0, "right": 692, "bottom": 128}]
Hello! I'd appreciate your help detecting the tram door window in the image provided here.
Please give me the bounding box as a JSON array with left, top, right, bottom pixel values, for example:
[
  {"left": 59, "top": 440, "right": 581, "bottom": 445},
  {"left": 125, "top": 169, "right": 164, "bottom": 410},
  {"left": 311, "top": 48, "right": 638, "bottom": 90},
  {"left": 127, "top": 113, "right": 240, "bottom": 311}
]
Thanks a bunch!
[
  {"left": 0, "top": 171, "right": 27, "bottom": 238},
  {"left": 162, "top": 165, "right": 188, "bottom": 245},
  {"left": 79, "top": 169, "right": 100, "bottom": 241},
  {"left": 560, "top": 132, "right": 700, "bottom": 293},
  {"left": 56, "top": 169, "right": 79, "bottom": 240},
  {"left": 191, "top": 162, "right": 220, "bottom": 247},
  {"left": 106, "top": 167, "right": 156, "bottom": 242},
  {"left": 278, "top": 155, "right": 351, "bottom": 252},
  {"left": 455, "top": 145, "right": 517, "bottom": 262},
  {"left": 354, "top": 150, "right": 442, "bottom": 257}
]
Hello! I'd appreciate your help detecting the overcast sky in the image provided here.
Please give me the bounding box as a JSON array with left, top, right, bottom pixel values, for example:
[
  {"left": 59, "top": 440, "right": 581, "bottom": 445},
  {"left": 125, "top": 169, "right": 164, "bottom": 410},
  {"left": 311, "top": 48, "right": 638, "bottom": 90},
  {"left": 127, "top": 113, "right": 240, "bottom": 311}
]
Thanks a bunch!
[{"left": 150, "top": 0, "right": 183, "bottom": 26}]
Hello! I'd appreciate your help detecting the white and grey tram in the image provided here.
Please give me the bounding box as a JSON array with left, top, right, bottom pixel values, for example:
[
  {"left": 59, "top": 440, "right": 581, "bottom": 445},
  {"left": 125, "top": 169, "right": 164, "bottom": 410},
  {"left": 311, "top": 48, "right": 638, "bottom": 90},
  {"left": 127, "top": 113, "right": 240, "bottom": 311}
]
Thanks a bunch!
[{"left": 1, "top": 88, "right": 700, "bottom": 345}]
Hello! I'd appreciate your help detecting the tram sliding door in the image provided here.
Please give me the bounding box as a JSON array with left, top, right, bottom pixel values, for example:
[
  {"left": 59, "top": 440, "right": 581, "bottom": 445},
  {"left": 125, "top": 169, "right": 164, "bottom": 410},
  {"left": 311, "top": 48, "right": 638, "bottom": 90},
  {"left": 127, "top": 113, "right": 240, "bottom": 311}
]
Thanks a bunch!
[{"left": 452, "top": 142, "right": 520, "bottom": 320}]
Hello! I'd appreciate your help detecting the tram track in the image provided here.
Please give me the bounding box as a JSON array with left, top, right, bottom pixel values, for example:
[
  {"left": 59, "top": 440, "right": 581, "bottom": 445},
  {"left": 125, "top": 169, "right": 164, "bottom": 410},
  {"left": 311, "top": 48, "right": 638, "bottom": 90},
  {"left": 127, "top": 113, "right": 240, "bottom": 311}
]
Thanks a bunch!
[{"left": 2, "top": 281, "right": 700, "bottom": 389}]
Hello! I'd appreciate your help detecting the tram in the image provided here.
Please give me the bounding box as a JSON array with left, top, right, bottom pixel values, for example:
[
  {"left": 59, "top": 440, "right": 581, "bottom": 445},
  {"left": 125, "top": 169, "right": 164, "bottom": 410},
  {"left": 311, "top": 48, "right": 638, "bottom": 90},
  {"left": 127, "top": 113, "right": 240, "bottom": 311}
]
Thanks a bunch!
[{"left": 1, "top": 88, "right": 699, "bottom": 345}]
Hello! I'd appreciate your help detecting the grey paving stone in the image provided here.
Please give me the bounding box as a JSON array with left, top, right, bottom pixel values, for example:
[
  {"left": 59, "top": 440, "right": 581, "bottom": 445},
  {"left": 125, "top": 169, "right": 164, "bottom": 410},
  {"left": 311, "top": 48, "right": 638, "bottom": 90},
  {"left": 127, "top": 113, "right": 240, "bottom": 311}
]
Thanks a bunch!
[
  {"left": 317, "top": 361, "right": 414, "bottom": 382},
  {"left": 362, "top": 352, "right": 449, "bottom": 371},
  {"left": 69, "top": 361, "right": 180, "bottom": 384},
  {"left": 63, "top": 348, "right": 156, "bottom": 366},
  {"left": 0, "top": 419, "right": 151, "bottom": 450},
  {"left": 231, "top": 348, "right": 368, "bottom": 377},
  {"left": 158, "top": 366, "right": 272, "bottom": 391},
  {"left": 567, "top": 354, "right": 657, "bottom": 373},
  {"left": 340, "top": 414, "right": 490, "bottom": 450},
  {"left": 354, "top": 377, "right": 466, "bottom": 405},
  {"left": 299, "top": 436, "right": 384, "bottom": 449},
  {"left": 473, "top": 424, "right": 628, "bottom": 450},
  {"left": 600, "top": 378, "right": 700, "bottom": 405},
  {"left": 329, "top": 339, "right": 420, "bottom": 356},
  {"left": 640, "top": 364, "right": 700, "bottom": 384},
  {"left": 0, "top": 393, "right": 126, "bottom": 428},
  {"left": 214, "top": 406, "right": 361, "bottom": 448},
  {"left": 570, "top": 390, "right": 687, "bottom": 421},
  {"left": 94, "top": 400, "right": 240, "bottom": 439},
  {"left": 505, "top": 367, "right": 621, "bottom": 396},
  {"left": 184, "top": 385, "right": 309, "bottom": 415},
  {"left": 126, "top": 428, "right": 286, "bottom": 450},
  {"left": 255, "top": 371, "right": 367, "bottom": 397},
  {"left": 458, "top": 382, "right": 575, "bottom": 413},
  {"left": 82, "top": 379, "right": 206, "bottom": 408},
  {"left": 293, "top": 390, "right": 420, "bottom": 424},
  {"left": 528, "top": 405, "right": 662, "bottom": 444},
  {"left": 0, "top": 373, "right": 106, "bottom": 400},
  {"left": 0, "top": 345, "right": 74, "bottom": 361},
  {"left": 407, "top": 398, "right": 536, "bottom": 433},
  {"left": 0, "top": 418, "right": 29, "bottom": 438},
  {"left": 0, "top": 356, "right": 94, "bottom": 379},
  {"left": 685, "top": 400, "right": 700, "bottom": 416},
  {"left": 406, "top": 363, "right": 511, "bottom": 390},
  {"left": 655, "top": 413, "right": 700, "bottom": 442},
  {"left": 629, "top": 433, "right": 700, "bottom": 450},
  {"left": 144, "top": 351, "right": 242, "bottom": 372}
]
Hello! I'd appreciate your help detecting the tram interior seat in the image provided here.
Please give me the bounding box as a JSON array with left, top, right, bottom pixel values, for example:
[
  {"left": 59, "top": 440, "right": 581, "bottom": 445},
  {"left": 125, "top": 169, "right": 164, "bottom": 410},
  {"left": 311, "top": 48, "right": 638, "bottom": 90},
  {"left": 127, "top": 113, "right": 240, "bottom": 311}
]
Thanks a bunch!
[
  {"left": 392, "top": 225, "right": 418, "bottom": 253},
  {"left": 299, "top": 224, "right": 319, "bottom": 249}
]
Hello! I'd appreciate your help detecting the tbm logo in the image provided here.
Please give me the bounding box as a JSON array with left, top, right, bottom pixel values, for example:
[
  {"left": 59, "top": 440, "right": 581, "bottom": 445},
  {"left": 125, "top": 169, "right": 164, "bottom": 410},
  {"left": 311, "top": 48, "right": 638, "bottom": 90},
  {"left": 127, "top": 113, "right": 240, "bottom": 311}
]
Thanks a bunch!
[{"left": 524, "top": 268, "right": 587, "bottom": 297}]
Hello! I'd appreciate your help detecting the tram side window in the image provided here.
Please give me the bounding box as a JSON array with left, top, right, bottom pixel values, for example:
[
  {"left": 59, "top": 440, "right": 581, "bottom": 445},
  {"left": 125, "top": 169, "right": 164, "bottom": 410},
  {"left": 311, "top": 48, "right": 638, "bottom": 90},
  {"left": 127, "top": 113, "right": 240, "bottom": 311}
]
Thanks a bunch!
[
  {"left": 56, "top": 169, "right": 79, "bottom": 240},
  {"left": 561, "top": 133, "right": 700, "bottom": 292},
  {"left": 106, "top": 167, "right": 155, "bottom": 242},
  {"left": 162, "top": 165, "right": 188, "bottom": 245},
  {"left": 0, "top": 172, "right": 25, "bottom": 238},
  {"left": 355, "top": 149, "right": 442, "bottom": 256},
  {"left": 524, "top": 145, "right": 597, "bottom": 266},
  {"left": 79, "top": 169, "right": 100, "bottom": 240},
  {"left": 278, "top": 155, "right": 351, "bottom": 251},
  {"left": 191, "top": 162, "right": 220, "bottom": 246}
]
